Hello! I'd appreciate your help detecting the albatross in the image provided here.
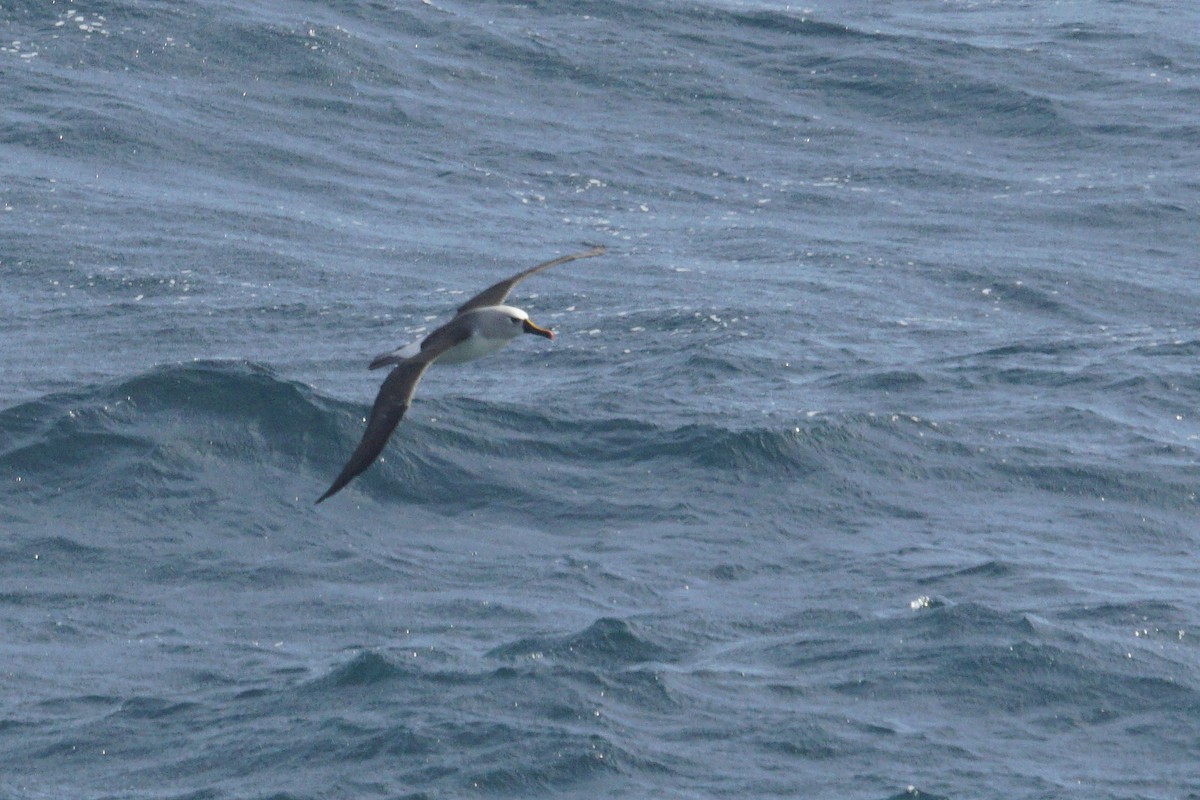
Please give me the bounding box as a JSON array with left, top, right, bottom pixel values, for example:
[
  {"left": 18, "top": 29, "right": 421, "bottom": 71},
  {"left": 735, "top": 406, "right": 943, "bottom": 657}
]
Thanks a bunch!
[{"left": 316, "top": 245, "right": 606, "bottom": 504}]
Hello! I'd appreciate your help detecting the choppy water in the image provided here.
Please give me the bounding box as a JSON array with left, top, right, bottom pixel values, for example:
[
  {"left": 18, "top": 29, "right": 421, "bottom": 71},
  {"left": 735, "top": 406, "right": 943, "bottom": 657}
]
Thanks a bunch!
[{"left": 3, "top": 1, "right": 1200, "bottom": 798}]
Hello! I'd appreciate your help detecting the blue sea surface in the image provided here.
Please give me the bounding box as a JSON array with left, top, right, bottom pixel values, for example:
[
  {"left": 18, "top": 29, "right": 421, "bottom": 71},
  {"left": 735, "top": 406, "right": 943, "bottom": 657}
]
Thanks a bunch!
[{"left": 3, "top": 1, "right": 1200, "bottom": 797}]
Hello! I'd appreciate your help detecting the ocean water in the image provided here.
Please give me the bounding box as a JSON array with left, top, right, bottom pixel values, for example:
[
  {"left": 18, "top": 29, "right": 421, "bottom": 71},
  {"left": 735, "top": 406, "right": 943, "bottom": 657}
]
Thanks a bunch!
[{"left": 3, "top": 0, "right": 1199, "bottom": 797}]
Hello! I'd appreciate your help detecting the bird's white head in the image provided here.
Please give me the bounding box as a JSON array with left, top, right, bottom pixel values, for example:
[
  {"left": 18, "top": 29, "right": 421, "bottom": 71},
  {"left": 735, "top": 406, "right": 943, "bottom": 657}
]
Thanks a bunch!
[{"left": 487, "top": 305, "right": 554, "bottom": 341}]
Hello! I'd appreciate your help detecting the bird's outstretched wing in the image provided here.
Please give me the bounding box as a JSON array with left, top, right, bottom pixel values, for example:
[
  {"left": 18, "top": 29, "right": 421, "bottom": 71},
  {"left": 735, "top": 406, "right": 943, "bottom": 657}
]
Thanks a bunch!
[
  {"left": 316, "top": 328, "right": 467, "bottom": 504},
  {"left": 456, "top": 245, "right": 606, "bottom": 315}
]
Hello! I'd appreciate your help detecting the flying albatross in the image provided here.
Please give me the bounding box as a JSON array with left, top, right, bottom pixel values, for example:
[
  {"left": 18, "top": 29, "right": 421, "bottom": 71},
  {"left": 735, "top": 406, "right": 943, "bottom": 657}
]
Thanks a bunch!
[{"left": 316, "top": 245, "right": 606, "bottom": 504}]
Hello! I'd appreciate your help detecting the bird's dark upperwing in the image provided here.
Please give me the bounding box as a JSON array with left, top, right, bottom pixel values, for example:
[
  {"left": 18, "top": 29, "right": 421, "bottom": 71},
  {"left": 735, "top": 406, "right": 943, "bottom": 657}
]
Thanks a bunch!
[
  {"left": 456, "top": 245, "right": 606, "bottom": 315},
  {"left": 315, "top": 330, "right": 466, "bottom": 504}
]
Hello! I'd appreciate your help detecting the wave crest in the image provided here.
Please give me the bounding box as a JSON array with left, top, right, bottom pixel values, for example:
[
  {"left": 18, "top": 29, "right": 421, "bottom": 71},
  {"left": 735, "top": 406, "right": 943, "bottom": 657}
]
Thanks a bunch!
[{"left": 2, "top": 361, "right": 848, "bottom": 506}]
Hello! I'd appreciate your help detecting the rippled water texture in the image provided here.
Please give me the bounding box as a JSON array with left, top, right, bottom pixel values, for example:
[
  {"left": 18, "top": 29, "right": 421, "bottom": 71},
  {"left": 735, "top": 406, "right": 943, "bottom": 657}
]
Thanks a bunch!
[{"left": 3, "top": 1, "right": 1199, "bottom": 798}]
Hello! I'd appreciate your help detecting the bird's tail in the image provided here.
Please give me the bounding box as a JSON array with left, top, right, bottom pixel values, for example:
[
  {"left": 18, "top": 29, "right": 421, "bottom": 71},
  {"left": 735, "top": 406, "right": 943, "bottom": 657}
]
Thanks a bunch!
[
  {"left": 368, "top": 340, "right": 421, "bottom": 370},
  {"left": 368, "top": 353, "right": 403, "bottom": 370}
]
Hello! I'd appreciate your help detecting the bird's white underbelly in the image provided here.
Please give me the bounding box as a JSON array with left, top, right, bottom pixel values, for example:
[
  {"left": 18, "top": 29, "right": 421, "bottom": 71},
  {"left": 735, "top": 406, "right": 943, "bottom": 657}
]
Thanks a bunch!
[{"left": 435, "top": 332, "right": 512, "bottom": 365}]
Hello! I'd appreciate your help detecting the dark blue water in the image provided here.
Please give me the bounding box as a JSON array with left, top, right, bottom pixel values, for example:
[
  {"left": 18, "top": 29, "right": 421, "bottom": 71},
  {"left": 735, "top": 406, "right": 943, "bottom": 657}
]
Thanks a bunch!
[{"left": 3, "top": 1, "right": 1199, "bottom": 797}]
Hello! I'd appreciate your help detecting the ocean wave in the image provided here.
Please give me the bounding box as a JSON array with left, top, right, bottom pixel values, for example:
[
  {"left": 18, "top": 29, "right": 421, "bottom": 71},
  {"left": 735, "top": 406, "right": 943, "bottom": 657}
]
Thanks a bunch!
[
  {"left": 10, "top": 358, "right": 1187, "bottom": 532},
  {"left": 314, "top": 650, "right": 410, "bottom": 689},
  {"left": 2, "top": 360, "right": 918, "bottom": 508},
  {"left": 0, "top": 360, "right": 337, "bottom": 504},
  {"left": 488, "top": 617, "right": 670, "bottom": 667},
  {"left": 13, "top": 359, "right": 1186, "bottom": 542},
  {"left": 280, "top": 643, "right": 672, "bottom": 793}
]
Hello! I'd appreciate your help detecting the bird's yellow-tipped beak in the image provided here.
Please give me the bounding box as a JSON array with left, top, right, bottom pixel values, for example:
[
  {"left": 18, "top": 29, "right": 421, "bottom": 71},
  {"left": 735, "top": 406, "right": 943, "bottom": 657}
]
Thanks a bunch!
[{"left": 522, "top": 318, "right": 554, "bottom": 339}]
